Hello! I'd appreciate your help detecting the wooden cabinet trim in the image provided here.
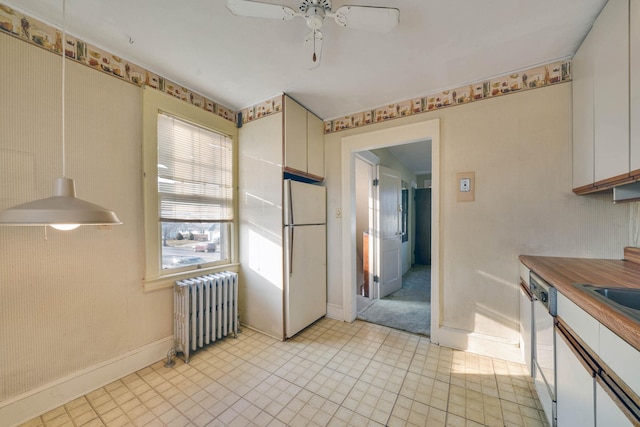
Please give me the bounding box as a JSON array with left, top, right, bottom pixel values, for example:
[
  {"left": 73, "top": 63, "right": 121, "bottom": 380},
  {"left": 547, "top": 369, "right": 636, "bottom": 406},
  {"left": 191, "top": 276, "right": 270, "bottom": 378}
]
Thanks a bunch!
[
  {"left": 283, "top": 166, "right": 323, "bottom": 183},
  {"left": 624, "top": 247, "right": 640, "bottom": 265},
  {"left": 573, "top": 183, "right": 598, "bottom": 194},
  {"left": 594, "top": 172, "right": 633, "bottom": 189}
]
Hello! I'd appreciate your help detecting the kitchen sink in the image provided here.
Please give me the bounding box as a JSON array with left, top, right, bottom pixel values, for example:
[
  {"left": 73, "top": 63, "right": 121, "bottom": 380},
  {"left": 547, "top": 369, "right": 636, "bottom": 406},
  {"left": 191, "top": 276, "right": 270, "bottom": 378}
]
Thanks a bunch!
[{"left": 573, "top": 284, "right": 640, "bottom": 324}]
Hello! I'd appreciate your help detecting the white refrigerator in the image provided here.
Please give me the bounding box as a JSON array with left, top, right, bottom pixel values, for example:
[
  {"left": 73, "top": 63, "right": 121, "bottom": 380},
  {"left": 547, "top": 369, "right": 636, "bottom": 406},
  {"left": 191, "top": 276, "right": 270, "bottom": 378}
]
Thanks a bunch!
[{"left": 283, "top": 179, "right": 327, "bottom": 338}]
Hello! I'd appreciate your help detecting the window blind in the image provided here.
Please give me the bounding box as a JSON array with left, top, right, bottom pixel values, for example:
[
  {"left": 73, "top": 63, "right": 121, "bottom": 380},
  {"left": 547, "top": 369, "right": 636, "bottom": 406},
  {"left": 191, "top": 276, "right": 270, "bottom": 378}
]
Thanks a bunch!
[{"left": 157, "top": 112, "right": 233, "bottom": 222}]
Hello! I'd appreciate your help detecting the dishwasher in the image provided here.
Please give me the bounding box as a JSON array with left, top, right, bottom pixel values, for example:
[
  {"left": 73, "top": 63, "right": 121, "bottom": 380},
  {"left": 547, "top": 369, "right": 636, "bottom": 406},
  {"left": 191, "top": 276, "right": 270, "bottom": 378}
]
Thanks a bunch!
[{"left": 530, "top": 272, "right": 557, "bottom": 427}]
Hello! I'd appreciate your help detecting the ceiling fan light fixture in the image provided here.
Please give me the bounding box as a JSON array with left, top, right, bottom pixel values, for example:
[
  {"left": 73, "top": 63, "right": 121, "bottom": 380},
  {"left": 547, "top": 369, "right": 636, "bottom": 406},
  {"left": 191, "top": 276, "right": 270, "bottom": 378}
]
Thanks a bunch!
[
  {"left": 226, "top": 0, "right": 400, "bottom": 68},
  {"left": 305, "top": 6, "right": 325, "bottom": 30}
]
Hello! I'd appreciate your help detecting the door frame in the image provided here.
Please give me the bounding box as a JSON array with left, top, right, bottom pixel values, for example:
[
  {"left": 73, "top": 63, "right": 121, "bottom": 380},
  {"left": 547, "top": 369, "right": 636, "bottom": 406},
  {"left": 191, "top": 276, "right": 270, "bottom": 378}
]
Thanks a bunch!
[{"left": 340, "top": 119, "right": 441, "bottom": 343}]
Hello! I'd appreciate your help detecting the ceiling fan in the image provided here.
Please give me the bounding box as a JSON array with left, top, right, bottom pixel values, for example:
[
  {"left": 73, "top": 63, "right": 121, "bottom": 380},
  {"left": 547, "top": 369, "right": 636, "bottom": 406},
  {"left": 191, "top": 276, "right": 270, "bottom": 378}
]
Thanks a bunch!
[{"left": 226, "top": 0, "right": 400, "bottom": 69}]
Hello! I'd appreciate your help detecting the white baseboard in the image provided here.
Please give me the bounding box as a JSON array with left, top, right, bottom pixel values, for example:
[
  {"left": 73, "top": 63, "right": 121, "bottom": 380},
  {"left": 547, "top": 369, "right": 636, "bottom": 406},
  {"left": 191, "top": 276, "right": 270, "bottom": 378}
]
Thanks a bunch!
[
  {"left": 326, "top": 303, "right": 343, "bottom": 320},
  {"left": 0, "top": 336, "right": 173, "bottom": 427},
  {"left": 434, "top": 326, "right": 523, "bottom": 364}
]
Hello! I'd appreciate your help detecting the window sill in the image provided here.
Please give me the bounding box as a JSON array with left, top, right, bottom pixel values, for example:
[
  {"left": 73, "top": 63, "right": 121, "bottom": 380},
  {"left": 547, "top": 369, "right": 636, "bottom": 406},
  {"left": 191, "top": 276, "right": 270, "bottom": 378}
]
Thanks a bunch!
[{"left": 143, "top": 263, "right": 240, "bottom": 293}]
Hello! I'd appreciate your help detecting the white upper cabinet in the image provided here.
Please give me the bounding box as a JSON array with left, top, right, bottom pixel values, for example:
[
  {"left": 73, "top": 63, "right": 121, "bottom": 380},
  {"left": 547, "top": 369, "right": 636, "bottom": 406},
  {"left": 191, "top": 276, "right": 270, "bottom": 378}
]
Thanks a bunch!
[
  {"left": 593, "top": 0, "right": 629, "bottom": 183},
  {"left": 572, "top": 27, "right": 595, "bottom": 190},
  {"left": 284, "top": 96, "right": 308, "bottom": 174},
  {"left": 306, "top": 112, "right": 324, "bottom": 178},
  {"left": 284, "top": 95, "right": 325, "bottom": 180},
  {"left": 573, "top": 0, "right": 632, "bottom": 192},
  {"left": 631, "top": 0, "right": 640, "bottom": 173}
]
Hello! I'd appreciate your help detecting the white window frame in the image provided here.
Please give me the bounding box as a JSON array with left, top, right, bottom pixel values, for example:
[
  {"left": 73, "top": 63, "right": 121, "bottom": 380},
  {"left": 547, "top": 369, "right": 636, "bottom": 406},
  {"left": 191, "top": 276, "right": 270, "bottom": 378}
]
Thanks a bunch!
[{"left": 142, "top": 87, "right": 239, "bottom": 291}]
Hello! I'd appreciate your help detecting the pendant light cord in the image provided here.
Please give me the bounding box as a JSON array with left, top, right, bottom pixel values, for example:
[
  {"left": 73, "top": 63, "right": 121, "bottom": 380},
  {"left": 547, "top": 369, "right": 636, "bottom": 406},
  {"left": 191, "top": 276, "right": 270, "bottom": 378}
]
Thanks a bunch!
[{"left": 61, "top": 0, "right": 66, "bottom": 178}]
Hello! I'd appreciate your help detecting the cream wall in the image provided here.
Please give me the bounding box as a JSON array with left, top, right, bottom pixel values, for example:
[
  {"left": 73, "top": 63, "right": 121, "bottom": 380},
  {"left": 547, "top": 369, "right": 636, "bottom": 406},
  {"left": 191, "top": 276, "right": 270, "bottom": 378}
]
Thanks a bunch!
[
  {"left": 325, "top": 83, "right": 630, "bottom": 352},
  {"left": 0, "top": 35, "right": 173, "bottom": 421}
]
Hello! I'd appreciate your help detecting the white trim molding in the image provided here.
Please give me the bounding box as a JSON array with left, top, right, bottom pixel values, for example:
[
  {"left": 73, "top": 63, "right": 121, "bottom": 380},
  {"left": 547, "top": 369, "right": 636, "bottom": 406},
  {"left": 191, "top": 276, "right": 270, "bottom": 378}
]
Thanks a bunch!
[{"left": 0, "top": 337, "right": 173, "bottom": 427}]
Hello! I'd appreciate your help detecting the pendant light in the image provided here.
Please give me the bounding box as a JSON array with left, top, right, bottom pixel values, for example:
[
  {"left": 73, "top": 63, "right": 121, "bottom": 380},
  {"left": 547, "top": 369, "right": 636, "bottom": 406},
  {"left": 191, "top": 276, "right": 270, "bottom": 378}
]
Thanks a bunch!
[{"left": 0, "top": 0, "right": 121, "bottom": 230}]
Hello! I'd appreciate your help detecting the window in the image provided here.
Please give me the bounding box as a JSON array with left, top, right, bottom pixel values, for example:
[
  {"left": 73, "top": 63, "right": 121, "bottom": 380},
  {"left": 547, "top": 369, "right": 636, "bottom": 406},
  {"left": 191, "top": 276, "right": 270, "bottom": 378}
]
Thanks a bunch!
[
  {"left": 142, "top": 87, "right": 238, "bottom": 290},
  {"left": 158, "top": 113, "right": 233, "bottom": 270}
]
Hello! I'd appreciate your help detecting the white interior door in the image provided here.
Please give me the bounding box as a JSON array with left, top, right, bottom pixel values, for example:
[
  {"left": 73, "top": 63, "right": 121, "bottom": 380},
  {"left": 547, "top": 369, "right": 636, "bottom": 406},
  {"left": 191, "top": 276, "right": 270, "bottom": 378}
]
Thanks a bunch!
[{"left": 377, "top": 165, "right": 402, "bottom": 298}]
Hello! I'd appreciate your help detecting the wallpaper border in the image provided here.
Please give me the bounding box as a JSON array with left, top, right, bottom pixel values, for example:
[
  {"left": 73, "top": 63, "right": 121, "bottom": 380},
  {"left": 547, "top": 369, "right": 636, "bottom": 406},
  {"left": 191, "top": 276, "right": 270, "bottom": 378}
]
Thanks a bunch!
[
  {"left": 1, "top": 3, "right": 572, "bottom": 133},
  {"left": 0, "top": 3, "right": 236, "bottom": 123}
]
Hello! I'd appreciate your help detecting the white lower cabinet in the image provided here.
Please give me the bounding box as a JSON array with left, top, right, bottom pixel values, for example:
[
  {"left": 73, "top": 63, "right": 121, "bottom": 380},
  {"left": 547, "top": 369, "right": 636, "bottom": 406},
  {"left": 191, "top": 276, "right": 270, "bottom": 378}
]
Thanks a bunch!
[
  {"left": 555, "top": 328, "right": 595, "bottom": 427},
  {"left": 553, "top": 294, "right": 639, "bottom": 426},
  {"left": 596, "top": 380, "right": 634, "bottom": 427}
]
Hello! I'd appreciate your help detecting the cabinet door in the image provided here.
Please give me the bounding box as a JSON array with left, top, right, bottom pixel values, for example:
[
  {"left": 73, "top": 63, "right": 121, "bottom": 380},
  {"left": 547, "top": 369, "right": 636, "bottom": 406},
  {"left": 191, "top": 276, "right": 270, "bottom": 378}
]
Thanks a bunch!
[
  {"left": 593, "top": 0, "right": 630, "bottom": 183},
  {"left": 631, "top": 0, "right": 640, "bottom": 173},
  {"left": 599, "top": 325, "right": 640, "bottom": 394},
  {"left": 556, "top": 329, "right": 596, "bottom": 427},
  {"left": 596, "top": 380, "right": 634, "bottom": 427},
  {"left": 306, "top": 111, "right": 324, "bottom": 178},
  {"left": 557, "top": 292, "right": 599, "bottom": 353},
  {"left": 284, "top": 96, "right": 308, "bottom": 173},
  {"left": 572, "top": 29, "right": 595, "bottom": 189}
]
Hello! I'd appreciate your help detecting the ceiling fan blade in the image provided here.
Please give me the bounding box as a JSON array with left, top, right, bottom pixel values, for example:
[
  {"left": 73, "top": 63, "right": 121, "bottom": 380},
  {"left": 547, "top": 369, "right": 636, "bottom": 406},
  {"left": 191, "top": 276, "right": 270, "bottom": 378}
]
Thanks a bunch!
[
  {"left": 333, "top": 5, "right": 399, "bottom": 33},
  {"left": 226, "top": 0, "right": 296, "bottom": 20},
  {"left": 304, "top": 30, "right": 323, "bottom": 70}
]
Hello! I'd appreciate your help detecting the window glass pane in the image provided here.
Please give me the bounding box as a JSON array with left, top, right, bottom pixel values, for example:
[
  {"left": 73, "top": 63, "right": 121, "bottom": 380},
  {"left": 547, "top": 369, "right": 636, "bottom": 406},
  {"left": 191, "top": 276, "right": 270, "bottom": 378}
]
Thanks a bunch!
[{"left": 161, "top": 222, "right": 230, "bottom": 270}]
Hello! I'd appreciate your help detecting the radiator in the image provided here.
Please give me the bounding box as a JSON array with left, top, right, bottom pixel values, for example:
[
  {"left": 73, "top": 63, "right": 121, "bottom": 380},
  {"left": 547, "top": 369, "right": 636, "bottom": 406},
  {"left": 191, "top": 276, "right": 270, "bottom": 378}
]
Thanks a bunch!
[{"left": 173, "top": 271, "right": 239, "bottom": 363}]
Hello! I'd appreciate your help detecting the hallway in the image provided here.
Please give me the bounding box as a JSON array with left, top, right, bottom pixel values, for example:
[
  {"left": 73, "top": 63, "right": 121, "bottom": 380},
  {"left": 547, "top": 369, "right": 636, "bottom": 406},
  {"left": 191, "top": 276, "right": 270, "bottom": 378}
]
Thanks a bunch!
[{"left": 357, "top": 264, "right": 431, "bottom": 336}]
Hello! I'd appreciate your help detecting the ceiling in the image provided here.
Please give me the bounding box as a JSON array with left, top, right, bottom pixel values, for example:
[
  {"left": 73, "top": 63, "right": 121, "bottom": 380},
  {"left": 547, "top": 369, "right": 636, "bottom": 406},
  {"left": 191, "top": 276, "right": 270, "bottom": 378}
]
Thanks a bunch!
[
  {"left": 387, "top": 141, "right": 432, "bottom": 176},
  {"left": 3, "top": 0, "right": 606, "bottom": 122}
]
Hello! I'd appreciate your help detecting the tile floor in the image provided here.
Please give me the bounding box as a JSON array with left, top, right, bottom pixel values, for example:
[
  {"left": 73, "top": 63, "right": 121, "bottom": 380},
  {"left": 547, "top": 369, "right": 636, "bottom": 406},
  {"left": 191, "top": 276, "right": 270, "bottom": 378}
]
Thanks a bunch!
[{"left": 19, "top": 319, "right": 548, "bottom": 427}]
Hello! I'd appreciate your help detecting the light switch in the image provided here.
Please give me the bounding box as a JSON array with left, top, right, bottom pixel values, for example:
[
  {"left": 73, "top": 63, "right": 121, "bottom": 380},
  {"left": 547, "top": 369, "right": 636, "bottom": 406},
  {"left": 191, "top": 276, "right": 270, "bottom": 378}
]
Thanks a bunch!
[
  {"left": 456, "top": 172, "right": 475, "bottom": 202},
  {"left": 460, "top": 178, "right": 470, "bottom": 192}
]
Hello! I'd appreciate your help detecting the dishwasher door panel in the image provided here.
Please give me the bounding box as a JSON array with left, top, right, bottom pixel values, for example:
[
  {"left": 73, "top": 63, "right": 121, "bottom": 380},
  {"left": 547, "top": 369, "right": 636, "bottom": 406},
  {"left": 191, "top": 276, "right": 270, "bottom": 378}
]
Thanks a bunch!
[{"left": 534, "top": 298, "right": 555, "bottom": 396}]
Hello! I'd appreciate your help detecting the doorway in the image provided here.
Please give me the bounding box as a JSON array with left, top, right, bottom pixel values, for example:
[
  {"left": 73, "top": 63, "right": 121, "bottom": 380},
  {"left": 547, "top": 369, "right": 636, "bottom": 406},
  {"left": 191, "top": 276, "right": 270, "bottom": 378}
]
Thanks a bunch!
[
  {"left": 352, "top": 146, "right": 433, "bottom": 335},
  {"left": 340, "top": 119, "right": 440, "bottom": 342},
  {"left": 414, "top": 188, "right": 432, "bottom": 265}
]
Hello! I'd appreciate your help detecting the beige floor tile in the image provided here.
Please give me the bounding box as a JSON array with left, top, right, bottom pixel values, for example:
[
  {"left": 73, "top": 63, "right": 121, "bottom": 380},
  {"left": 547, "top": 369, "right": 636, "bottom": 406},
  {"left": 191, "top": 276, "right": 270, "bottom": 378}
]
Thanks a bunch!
[
  {"left": 303, "top": 365, "right": 357, "bottom": 404},
  {"left": 325, "top": 347, "right": 372, "bottom": 378},
  {"left": 400, "top": 372, "right": 450, "bottom": 411},
  {"left": 18, "top": 418, "right": 45, "bottom": 427},
  {"left": 18, "top": 320, "right": 549, "bottom": 427}
]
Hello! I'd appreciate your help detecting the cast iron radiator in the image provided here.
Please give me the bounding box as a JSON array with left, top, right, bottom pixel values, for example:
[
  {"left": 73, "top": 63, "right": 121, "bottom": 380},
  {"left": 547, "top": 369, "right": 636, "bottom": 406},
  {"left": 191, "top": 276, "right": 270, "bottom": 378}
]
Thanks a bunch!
[{"left": 172, "top": 271, "right": 238, "bottom": 363}]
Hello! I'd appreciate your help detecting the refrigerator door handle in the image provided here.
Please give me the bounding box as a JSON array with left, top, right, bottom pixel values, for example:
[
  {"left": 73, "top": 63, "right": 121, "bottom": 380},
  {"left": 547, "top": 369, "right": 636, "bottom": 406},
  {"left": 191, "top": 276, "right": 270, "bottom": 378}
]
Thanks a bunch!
[
  {"left": 287, "top": 181, "right": 294, "bottom": 226},
  {"left": 288, "top": 226, "right": 294, "bottom": 276}
]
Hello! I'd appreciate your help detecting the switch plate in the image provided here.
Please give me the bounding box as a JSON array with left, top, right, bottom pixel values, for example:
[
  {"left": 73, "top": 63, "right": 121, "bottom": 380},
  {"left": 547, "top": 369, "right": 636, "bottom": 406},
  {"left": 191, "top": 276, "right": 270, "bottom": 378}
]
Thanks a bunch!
[
  {"left": 335, "top": 208, "right": 342, "bottom": 218},
  {"left": 456, "top": 172, "right": 475, "bottom": 202},
  {"left": 460, "top": 178, "right": 470, "bottom": 192}
]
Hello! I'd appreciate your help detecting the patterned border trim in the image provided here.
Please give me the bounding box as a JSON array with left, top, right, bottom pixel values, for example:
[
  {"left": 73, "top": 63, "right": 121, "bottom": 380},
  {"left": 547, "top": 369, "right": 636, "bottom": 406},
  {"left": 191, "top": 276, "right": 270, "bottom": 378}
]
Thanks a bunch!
[
  {"left": 0, "top": 2, "right": 571, "bottom": 132},
  {"left": 324, "top": 60, "right": 572, "bottom": 134},
  {"left": 238, "top": 96, "right": 284, "bottom": 125},
  {"left": 0, "top": 3, "right": 236, "bottom": 123}
]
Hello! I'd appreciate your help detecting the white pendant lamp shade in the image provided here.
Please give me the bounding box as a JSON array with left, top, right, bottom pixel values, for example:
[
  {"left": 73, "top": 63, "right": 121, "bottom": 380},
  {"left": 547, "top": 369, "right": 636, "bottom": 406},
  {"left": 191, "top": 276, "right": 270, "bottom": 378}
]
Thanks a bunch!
[{"left": 0, "top": 178, "right": 121, "bottom": 229}]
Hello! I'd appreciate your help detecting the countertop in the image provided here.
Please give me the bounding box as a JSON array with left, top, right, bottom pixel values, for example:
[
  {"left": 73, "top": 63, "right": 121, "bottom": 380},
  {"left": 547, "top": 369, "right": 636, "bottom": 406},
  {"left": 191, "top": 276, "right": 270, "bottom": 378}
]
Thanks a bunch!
[{"left": 520, "top": 247, "right": 640, "bottom": 352}]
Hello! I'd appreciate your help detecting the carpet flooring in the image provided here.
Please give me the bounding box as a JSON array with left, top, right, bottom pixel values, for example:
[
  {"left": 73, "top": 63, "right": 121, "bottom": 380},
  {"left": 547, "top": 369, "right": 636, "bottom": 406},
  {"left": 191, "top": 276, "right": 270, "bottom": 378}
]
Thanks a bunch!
[{"left": 357, "top": 264, "right": 431, "bottom": 336}]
